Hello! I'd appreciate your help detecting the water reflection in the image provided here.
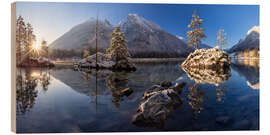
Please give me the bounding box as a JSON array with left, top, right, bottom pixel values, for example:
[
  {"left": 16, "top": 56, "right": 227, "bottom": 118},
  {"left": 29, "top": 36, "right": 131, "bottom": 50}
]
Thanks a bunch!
[
  {"left": 182, "top": 66, "right": 231, "bottom": 86},
  {"left": 216, "top": 86, "right": 228, "bottom": 103},
  {"left": 181, "top": 65, "right": 231, "bottom": 115},
  {"left": 106, "top": 71, "right": 129, "bottom": 108},
  {"left": 236, "top": 58, "right": 259, "bottom": 71},
  {"left": 188, "top": 83, "right": 205, "bottom": 116},
  {"left": 50, "top": 69, "right": 109, "bottom": 98},
  {"left": 50, "top": 63, "right": 184, "bottom": 107},
  {"left": 16, "top": 61, "right": 260, "bottom": 132},
  {"left": 16, "top": 68, "right": 51, "bottom": 115},
  {"left": 231, "top": 59, "right": 259, "bottom": 90}
]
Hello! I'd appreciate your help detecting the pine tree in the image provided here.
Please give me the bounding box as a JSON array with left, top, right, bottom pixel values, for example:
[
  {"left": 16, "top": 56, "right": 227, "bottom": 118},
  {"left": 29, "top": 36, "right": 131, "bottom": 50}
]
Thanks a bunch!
[
  {"left": 41, "top": 40, "right": 48, "bottom": 58},
  {"left": 16, "top": 15, "right": 26, "bottom": 65},
  {"left": 106, "top": 26, "right": 130, "bottom": 62},
  {"left": 83, "top": 49, "right": 89, "bottom": 58},
  {"left": 187, "top": 10, "right": 206, "bottom": 50},
  {"left": 216, "top": 28, "right": 227, "bottom": 49},
  {"left": 25, "top": 23, "right": 36, "bottom": 63}
]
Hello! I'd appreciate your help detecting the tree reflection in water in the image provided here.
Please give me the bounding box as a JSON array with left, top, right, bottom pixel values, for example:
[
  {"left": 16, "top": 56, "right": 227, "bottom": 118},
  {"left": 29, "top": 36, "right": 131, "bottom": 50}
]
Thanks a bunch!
[
  {"left": 16, "top": 68, "right": 51, "bottom": 115},
  {"left": 76, "top": 69, "right": 129, "bottom": 108},
  {"left": 39, "top": 69, "right": 51, "bottom": 91},
  {"left": 183, "top": 65, "right": 231, "bottom": 115},
  {"left": 216, "top": 86, "right": 228, "bottom": 103},
  {"left": 188, "top": 83, "right": 205, "bottom": 117},
  {"left": 106, "top": 71, "right": 129, "bottom": 108}
]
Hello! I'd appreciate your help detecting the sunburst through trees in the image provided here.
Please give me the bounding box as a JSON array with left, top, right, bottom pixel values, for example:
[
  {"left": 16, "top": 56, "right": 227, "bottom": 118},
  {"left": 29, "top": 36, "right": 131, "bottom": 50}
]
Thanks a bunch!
[{"left": 16, "top": 15, "right": 52, "bottom": 67}]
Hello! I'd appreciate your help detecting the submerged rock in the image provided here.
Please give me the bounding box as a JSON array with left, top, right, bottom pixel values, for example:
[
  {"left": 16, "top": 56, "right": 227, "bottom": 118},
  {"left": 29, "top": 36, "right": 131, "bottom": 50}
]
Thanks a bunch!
[
  {"left": 215, "top": 116, "right": 232, "bottom": 125},
  {"left": 173, "top": 82, "right": 186, "bottom": 94},
  {"left": 77, "top": 52, "right": 136, "bottom": 71},
  {"left": 181, "top": 46, "right": 230, "bottom": 69},
  {"left": 159, "top": 81, "right": 172, "bottom": 88},
  {"left": 118, "top": 88, "right": 133, "bottom": 97},
  {"left": 132, "top": 81, "right": 185, "bottom": 128}
]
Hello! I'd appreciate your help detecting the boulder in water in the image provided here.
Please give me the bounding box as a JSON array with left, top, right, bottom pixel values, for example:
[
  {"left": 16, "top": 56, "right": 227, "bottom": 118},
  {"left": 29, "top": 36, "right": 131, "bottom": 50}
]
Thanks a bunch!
[
  {"left": 132, "top": 82, "right": 184, "bottom": 128},
  {"left": 181, "top": 46, "right": 230, "bottom": 69}
]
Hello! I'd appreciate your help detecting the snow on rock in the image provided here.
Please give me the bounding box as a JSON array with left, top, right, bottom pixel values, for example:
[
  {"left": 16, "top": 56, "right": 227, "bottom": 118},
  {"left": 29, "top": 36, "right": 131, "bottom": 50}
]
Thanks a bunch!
[
  {"left": 77, "top": 52, "right": 136, "bottom": 71},
  {"left": 247, "top": 26, "right": 260, "bottom": 35},
  {"left": 181, "top": 46, "right": 231, "bottom": 69},
  {"left": 132, "top": 81, "right": 184, "bottom": 128}
]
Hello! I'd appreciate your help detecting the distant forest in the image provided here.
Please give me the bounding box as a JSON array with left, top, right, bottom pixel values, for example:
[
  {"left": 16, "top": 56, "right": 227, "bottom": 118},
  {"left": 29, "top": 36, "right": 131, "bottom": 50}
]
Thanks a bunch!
[{"left": 49, "top": 46, "right": 189, "bottom": 60}]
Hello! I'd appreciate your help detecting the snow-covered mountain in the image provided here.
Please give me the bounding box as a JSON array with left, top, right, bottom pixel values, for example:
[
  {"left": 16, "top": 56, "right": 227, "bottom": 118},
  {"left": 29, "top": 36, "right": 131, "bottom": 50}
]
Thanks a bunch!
[
  {"left": 50, "top": 18, "right": 113, "bottom": 49},
  {"left": 119, "top": 14, "right": 189, "bottom": 54},
  {"left": 229, "top": 26, "right": 260, "bottom": 53},
  {"left": 50, "top": 14, "right": 189, "bottom": 55}
]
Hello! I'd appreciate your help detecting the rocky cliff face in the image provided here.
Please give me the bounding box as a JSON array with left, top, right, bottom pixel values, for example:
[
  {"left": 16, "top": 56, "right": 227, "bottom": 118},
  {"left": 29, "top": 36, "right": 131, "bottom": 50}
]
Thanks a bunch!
[{"left": 181, "top": 46, "right": 230, "bottom": 69}]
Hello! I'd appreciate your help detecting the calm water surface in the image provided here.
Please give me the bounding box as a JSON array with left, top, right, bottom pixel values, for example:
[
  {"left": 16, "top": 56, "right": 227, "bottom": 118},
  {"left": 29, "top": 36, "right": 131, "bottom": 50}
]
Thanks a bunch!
[{"left": 16, "top": 60, "right": 259, "bottom": 133}]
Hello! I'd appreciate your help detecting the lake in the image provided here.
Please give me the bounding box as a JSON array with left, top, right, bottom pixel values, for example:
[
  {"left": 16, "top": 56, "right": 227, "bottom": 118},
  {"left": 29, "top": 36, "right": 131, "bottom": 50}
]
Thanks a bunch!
[{"left": 16, "top": 59, "right": 259, "bottom": 133}]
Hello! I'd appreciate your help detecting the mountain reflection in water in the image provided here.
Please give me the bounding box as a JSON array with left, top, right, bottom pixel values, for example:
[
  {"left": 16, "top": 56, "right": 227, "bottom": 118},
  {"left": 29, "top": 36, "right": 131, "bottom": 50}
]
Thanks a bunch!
[
  {"left": 16, "top": 61, "right": 259, "bottom": 132},
  {"left": 231, "top": 59, "right": 259, "bottom": 90}
]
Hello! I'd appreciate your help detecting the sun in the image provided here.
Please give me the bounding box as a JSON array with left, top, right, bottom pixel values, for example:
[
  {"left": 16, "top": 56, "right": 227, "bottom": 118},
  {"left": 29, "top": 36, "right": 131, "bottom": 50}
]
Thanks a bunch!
[
  {"left": 32, "top": 42, "right": 41, "bottom": 51},
  {"left": 31, "top": 72, "right": 40, "bottom": 78}
]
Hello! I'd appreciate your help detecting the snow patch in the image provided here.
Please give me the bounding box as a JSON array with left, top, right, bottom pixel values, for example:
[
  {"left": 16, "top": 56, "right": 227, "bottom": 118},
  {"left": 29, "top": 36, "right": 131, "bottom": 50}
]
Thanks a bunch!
[
  {"left": 176, "top": 36, "right": 185, "bottom": 40},
  {"left": 247, "top": 26, "right": 260, "bottom": 35}
]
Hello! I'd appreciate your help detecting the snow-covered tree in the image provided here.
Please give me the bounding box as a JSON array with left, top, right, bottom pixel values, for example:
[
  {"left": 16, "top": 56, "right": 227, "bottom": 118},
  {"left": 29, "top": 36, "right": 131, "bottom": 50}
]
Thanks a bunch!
[
  {"left": 216, "top": 28, "right": 227, "bottom": 49},
  {"left": 106, "top": 26, "right": 130, "bottom": 62},
  {"left": 25, "top": 23, "right": 36, "bottom": 62},
  {"left": 187, "top": 10, "right": 206, "bottom": 50},
  {"left": 83, "top": 49, "right": 89, "bottom": 58},
  {"left": 41, "top": 40, "right": 49, "bottom": 58},
  {"left": 16, "top": 15, "right": 26, "bottom": 64}
]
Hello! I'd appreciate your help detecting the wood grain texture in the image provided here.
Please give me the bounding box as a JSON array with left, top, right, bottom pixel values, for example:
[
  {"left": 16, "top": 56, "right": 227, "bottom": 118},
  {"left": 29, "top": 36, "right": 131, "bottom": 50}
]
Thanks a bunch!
[{"left": 11, "top": 2, "right": 16, "bottom": 133}]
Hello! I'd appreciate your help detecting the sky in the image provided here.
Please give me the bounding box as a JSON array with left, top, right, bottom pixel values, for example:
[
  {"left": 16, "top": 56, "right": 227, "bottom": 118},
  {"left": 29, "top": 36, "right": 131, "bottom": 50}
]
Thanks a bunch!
[{"left": 16, "top": 2, "right": 259, "bottom": 49}]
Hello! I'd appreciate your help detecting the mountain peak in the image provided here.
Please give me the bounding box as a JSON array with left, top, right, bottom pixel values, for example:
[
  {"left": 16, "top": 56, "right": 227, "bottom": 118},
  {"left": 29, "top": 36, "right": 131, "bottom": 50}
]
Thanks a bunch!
[
  {"left": 247, "top": 26, "right": 259, "bottom": 35},
  {"left": 50, "top": 14, "right": 189, "bottom": 55},
  {"left": 120, "top": 13, "right": 161, "bottom": 32},
  {"left": 128, "top": 13, "right": 139, "bottom": 18},
  {"left": 229, "top": 26, "right": 260, "bottom": 53}
]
